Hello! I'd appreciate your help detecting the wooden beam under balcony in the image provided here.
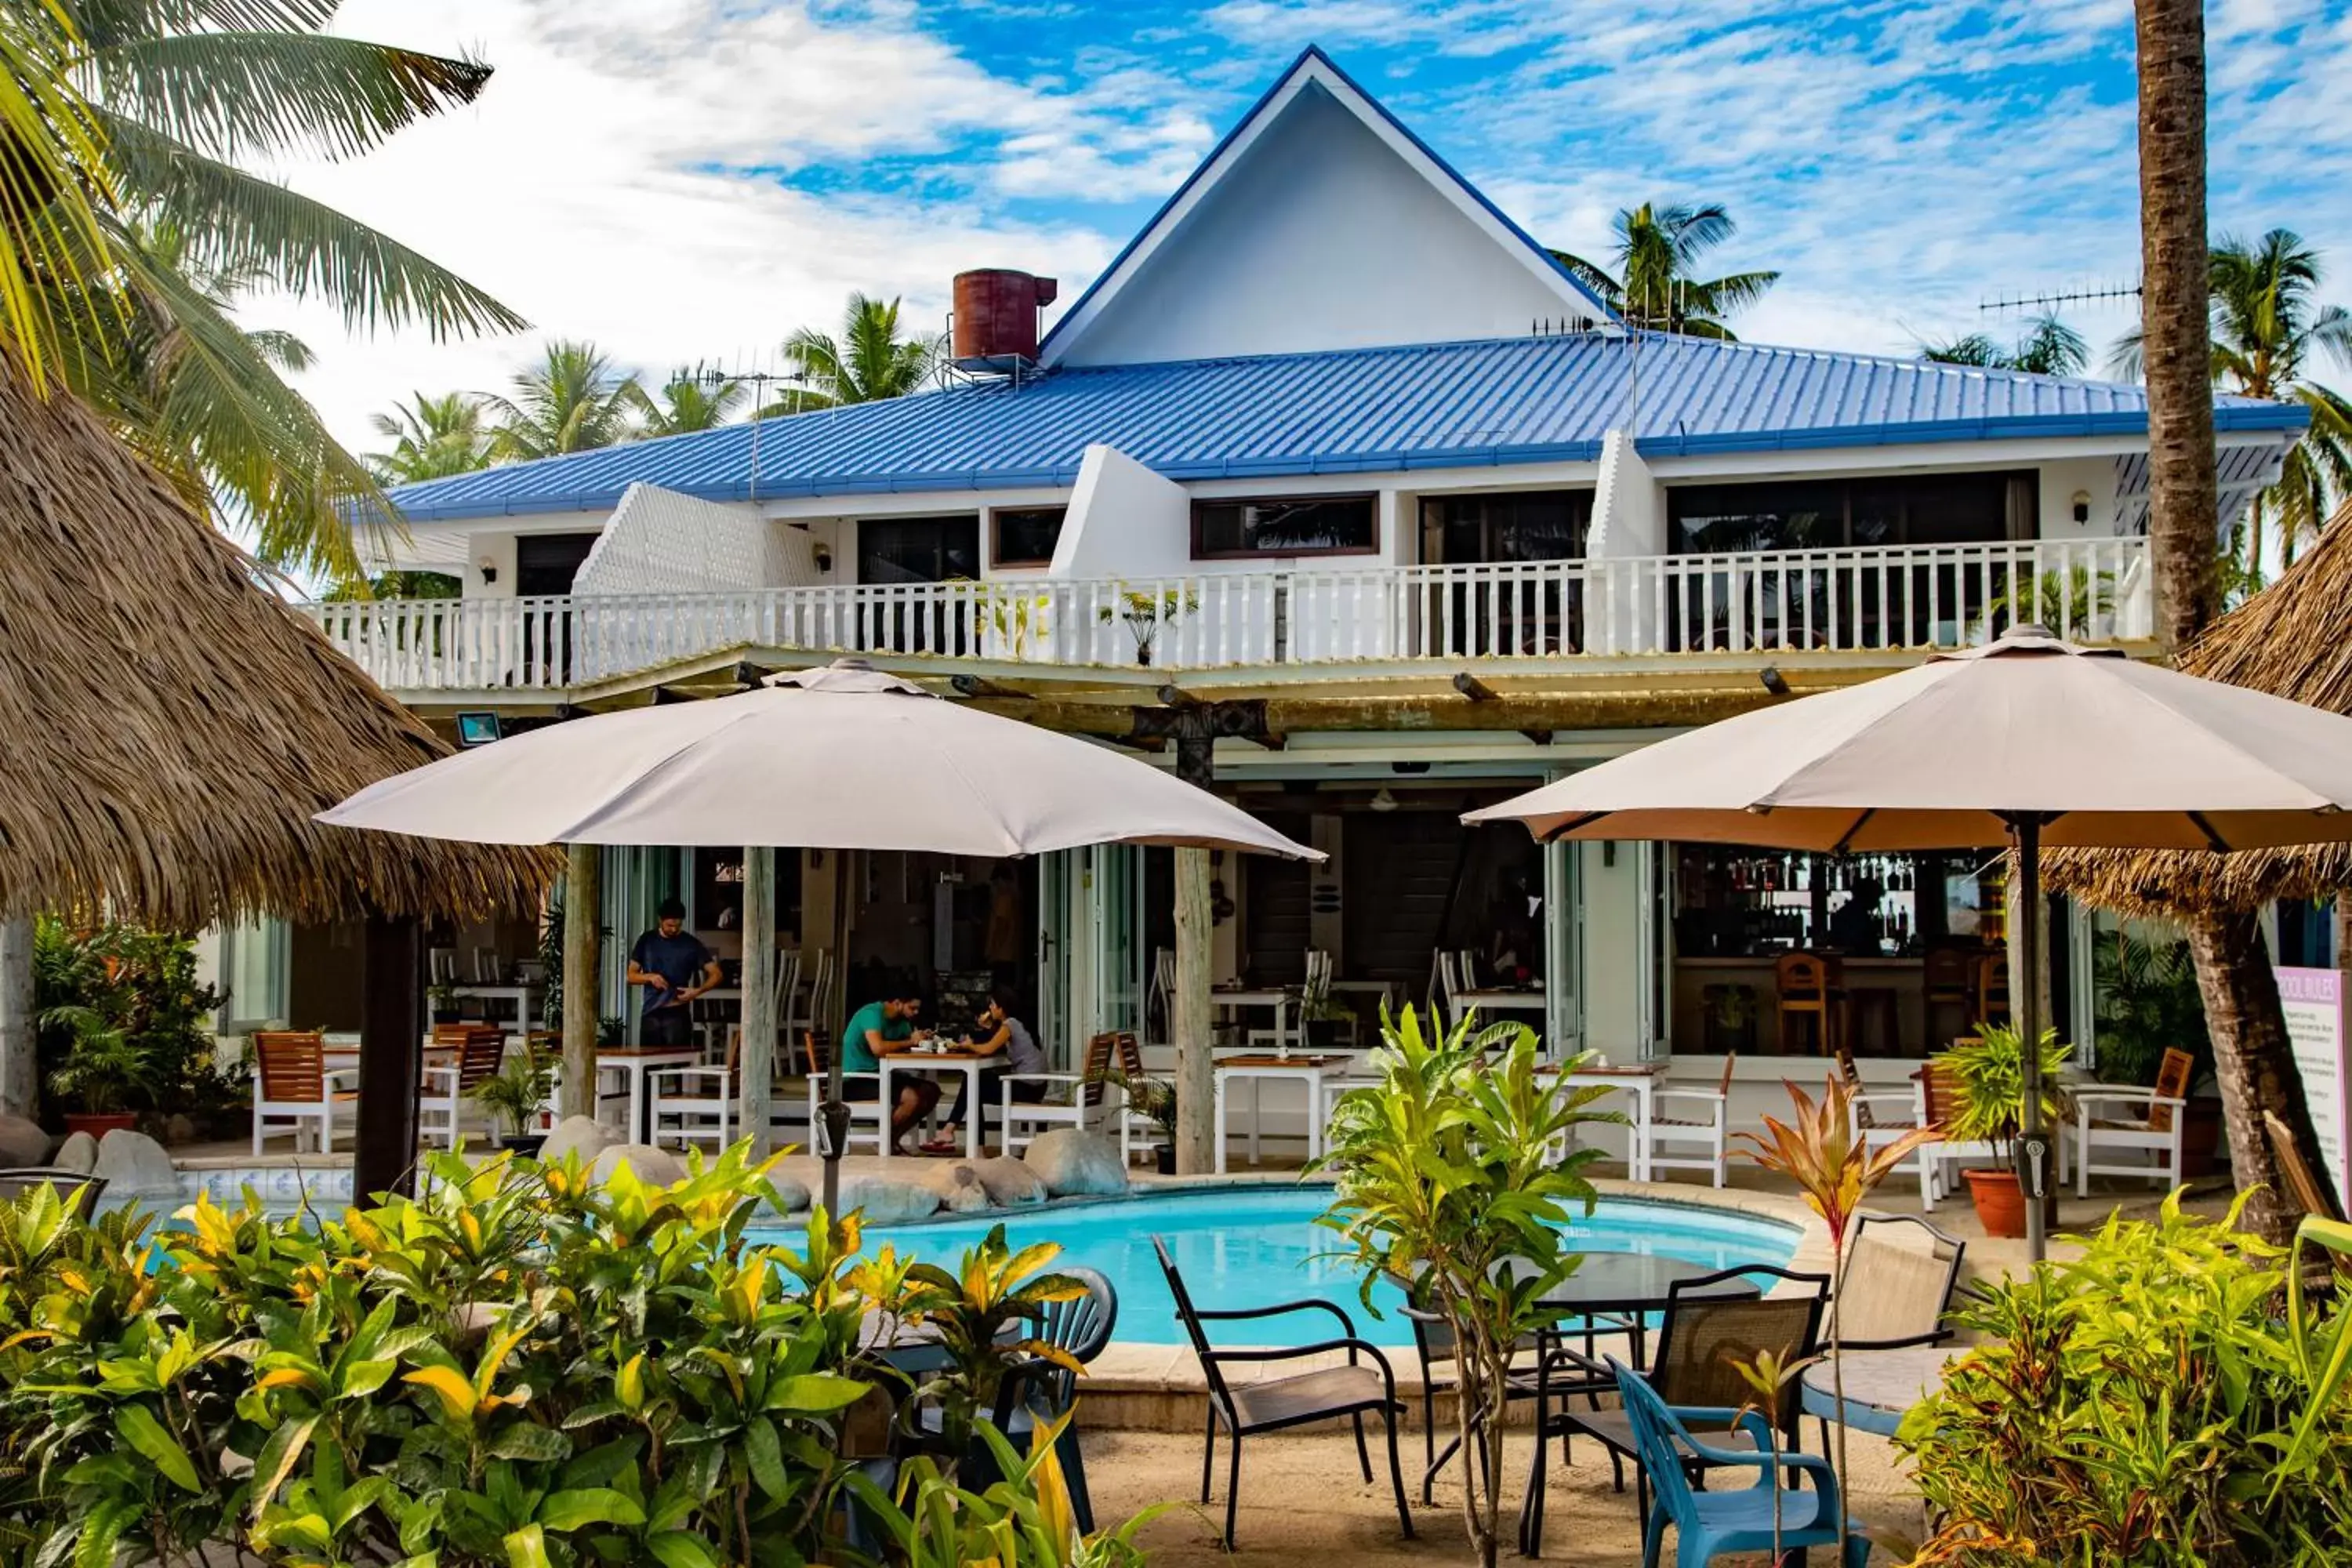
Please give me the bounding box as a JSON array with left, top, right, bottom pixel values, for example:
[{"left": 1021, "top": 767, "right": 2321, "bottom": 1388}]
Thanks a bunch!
[{"left": 967, "top": 681, "right": 1842, "bottom": 739}]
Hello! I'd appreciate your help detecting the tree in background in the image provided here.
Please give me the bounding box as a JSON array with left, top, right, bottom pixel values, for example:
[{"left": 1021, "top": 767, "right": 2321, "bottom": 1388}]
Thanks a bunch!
[
  {"left": 368, "top": 390, "right": 492, "bottom": 483},
  {"left": 2116, "top": 230, "right": 2352, "bottom": 587},
  {"left": 2131, "top": 0, "right": 2327, "bottom": 1247},
  {"left": 1921, "top": 314, "right": 2089, "bottom": 376},
  {"left": 633, "top": 363, "right": 750, "bottom": 435},
  {"left": 780, "top": 292, "right": 942, "bottom": 407},
  {"left": 484, "top": 339, "right": 643, "bottom": 459},
  {"left": 13, "top": 0, "right": 524, "bottom": 583},
  {"left": 1550, "top": 202, "right": 1779, "bottom": 339}
]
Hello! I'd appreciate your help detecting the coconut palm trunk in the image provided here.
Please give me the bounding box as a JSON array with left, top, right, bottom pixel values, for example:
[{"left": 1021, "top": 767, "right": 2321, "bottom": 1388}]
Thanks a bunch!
[{"left": 2135, "top": 0, "right": 2328, "bottom": 1244}]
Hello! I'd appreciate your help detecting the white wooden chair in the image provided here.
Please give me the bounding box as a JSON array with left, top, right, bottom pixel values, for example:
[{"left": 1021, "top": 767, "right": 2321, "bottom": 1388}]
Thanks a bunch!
[
  {"left": 1003, "top": 1030, "right": 1136, "bottom": 1156},
  {"left": 800, "top": 1033, "right": 884, "bottom": 1156},
  {"left": 419, "top": 1025, "right": 508, "bottom": 1149},
  {"left": 472, "top": 946, "right": 502, "bottom": 984},
  {"left": 1840, "top": 1050, "right": 1933, "bottom": 1183},
  {"left": 1913, "top": 1058, "right": 2003, "bottom": 1211},
  {"left": 1147, "top": 947, "right": 1176, "bottom": 1047},
  {"left": 1436, "top": 952, "right": 1466, "bottom": 1020},
  {"left": 652, "top": 1029, "right": 740, "bottom": 1153},
  {"left": 2074, "top": 1046, "right": 2194, "bottom": 1196},
  {"left": 251, "top": 1030, "right": 358, "bottom": 1154},
  {"left": 429, "top": 948, "right": 459, "bottom": 985},
  {"left": 1641, "top": 1054, "right": 1739, "bottom": 1186},
  {"left": 788, "top": 949, "right": 833, "bottom": 1040}
]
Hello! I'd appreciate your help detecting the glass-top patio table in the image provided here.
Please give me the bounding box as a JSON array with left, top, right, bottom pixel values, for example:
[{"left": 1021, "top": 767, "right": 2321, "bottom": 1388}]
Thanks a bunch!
[{"left": 1800, "top": 1346, "right": 1956, "bottom": 1437}]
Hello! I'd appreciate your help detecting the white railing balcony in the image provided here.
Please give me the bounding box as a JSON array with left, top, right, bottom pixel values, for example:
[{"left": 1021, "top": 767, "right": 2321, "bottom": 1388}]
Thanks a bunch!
[{"left": 302, "top": 535, "right": 2150, "bottom": 696}]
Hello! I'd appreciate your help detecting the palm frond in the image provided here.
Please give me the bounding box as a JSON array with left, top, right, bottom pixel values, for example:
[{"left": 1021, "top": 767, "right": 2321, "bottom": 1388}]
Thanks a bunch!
[
  {"left": 97, "top": 110, "right": 525, "bottom": 339},
  {"left": 1546, "top": 248, "right": 1623, "bottom": 308},
  {"left": 1921, "top": 332, "right": 2004, "bottom": 368},
  {"left": 1686, "top": 268, "right": 1779, "bottom": 318},
  {"left": 82, "top": 31, "right": 492, "bottom": 162},
  {"left": 0, "top": 0, "right": 121, "bottom": 389}
]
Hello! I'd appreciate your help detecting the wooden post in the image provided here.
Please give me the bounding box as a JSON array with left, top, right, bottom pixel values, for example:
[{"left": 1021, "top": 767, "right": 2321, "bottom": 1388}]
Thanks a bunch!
[
  {"left": 1173, "top": 847, "right": 1214, "bottom": 1176},
  {"left": 561, "top": 843, "right": 601, "bottom": 1119},
  {"left": 0, "top": 918, "right": 34, "bottom": 1118},
  {"left": 355, "top": 913, "right": 422, "bottom": 1200},
  {"left": 740, "top": 847, "right": 775, "bottom": 1157}
]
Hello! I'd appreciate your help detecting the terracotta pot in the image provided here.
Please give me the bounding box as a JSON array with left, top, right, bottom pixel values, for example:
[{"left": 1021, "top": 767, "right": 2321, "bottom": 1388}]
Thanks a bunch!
[
  {"left": 1963, "top": 1167, "right": 2028, "bottom": 1239},
  {"left": 64, "top": 1112, "right": 137, "bottom": 1139}
]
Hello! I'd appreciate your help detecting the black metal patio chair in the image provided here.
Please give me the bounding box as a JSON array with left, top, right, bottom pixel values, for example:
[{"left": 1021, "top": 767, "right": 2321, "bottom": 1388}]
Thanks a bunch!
[{"left": 1153, "top": 1234, "right": 1414, "bottom": 1548}]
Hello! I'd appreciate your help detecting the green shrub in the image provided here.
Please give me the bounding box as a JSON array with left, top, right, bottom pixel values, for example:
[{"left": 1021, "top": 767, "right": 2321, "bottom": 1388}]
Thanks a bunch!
[
  {"left": 0, "top": 1146, "right": 1129, "bottom": 1568},
  {"left": 31, "top": 916, "right": 238, "bottom": 1119},
  {"left": 2091, "top": 929, "right": 2211, "bottom": 1088},
  {"left": 1896, "top": 1192, "right": 2352, "bottom": 1564}
]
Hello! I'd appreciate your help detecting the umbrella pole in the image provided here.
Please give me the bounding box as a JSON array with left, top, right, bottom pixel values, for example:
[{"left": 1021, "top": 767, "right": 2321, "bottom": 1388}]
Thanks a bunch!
[{"left": 2016, "top": 817, "right": 2049, "bottom": 1264}]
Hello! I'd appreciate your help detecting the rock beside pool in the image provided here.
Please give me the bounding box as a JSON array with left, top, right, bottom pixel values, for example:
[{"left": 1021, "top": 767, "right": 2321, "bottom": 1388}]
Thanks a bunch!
[
  {"left": 766, "top": 1169, "right": 812, "bottom": 1214},
  {"left": 971, "top": 1155, "right": 1047, "bottom": 1207},
  {"left": 836, "top": 1174, "right": 942, "bottom": 1224},
  {"left": 590, "top": 1143, "right": 684, "bottom": 1187},
  {"left": 1020, "top": 1130, "right": 1127, "bottom": 1197},
  {"left": 52, "top": 1131, "right": 99, "bottom": 1174},
  {"left": 537, "top": 1115, "right": 614, "bottom": 1167},
  {"left": 0, "top": 1112, "right": 50, "bottom": 1166},
  {"left": 93, "top": 1129, "right": 180, "bottom": 1197},
  {"left": 913, "top": 1161, "right": 992, "bottom": 1214}
]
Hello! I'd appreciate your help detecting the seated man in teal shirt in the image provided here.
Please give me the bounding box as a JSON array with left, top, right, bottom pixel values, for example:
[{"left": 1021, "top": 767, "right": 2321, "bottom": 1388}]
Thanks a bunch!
[{"left": 838, "top": 995, "right": 940, "bottom": 1153}]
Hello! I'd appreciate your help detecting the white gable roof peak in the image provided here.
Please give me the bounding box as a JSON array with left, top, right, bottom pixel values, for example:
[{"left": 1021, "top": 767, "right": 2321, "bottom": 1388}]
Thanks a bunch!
[{"left": 1038, "top": 46, "right": 1618, "bottom": 369}]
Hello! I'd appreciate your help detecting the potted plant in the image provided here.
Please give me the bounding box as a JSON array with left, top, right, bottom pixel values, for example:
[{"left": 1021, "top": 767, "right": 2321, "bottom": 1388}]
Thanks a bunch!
[
  {"left": 1702, "top": 983, "right": 1758, "bottom": 1055},
  {"left": 1935, "top": 1022, "right": 2071, "bottom": 1238},
  {"left": 40, "top": 1003, "right": 157, "bottom": 1137},
  {"left": 1116, "top": 1072, "right": 1180, "bottom": 1174},
  {"left": 470, "top": 1046, "right": 554, "bottom": 1156},
  {"left": 1097, "top": 585, "right": 1197, "bottom": 666},
  {"left": 427, "top": 981, "right": 463, "bottom": 1026},
  {"left": 2092, "top": 930, "right": 2223, "bottom": 1176}
]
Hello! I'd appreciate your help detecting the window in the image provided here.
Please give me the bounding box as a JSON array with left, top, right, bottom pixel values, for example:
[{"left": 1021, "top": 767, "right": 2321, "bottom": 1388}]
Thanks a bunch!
[
  {"left": 1421, "top": 490, "right": 1591, "bottom": 564},
  {"left": 1669, "top": 471, "right": 2034, "bottom": 554},
  {"left": 1192, "top": 494, "right": 1377, "bottom": 558},
  {"left": 990, "top": 506, "right": 1066, "bottom": 568},
  {"left": 857, "top": 515, "right": 980, "bottom": 583}
]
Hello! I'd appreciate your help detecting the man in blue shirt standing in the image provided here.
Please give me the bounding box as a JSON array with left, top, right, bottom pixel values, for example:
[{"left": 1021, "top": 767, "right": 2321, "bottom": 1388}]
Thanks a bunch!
[{"left": 627, "top": 898, "right": 720, "bottom": 1048}]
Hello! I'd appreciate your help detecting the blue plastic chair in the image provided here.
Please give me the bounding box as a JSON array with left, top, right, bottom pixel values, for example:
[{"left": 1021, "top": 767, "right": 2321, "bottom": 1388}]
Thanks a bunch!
[{"left": 1610, "top": 1356, "right": 1871, "bottom": 1568}]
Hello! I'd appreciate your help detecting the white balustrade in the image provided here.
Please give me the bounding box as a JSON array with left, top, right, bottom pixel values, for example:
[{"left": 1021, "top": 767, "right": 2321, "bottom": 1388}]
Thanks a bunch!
[{"left": 299, "top": 537, "right": 2148, "bottom": 695}]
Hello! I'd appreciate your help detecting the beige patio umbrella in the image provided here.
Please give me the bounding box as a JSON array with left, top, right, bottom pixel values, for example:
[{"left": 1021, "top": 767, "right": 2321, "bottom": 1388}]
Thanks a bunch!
[
  {"left": 1465, "top": 625, "right": 2352, "bottom": 1258},
  {"left": 322, "top": 660, "right": 1319, "bottom": 1207}
]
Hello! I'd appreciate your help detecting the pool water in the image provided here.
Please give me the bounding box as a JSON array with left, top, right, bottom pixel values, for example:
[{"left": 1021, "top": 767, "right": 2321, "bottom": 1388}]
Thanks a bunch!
[{"left": 774, "top": 1186, "right": 1800, "bottom": 1348}]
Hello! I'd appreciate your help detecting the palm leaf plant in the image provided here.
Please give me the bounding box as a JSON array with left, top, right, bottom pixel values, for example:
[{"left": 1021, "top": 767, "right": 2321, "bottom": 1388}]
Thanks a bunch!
[
  {"left": 484, "top": 339, "right": 644, "bottom": 460},
  {"left": 367, "top": 389, "right": 491, "bottom": 483},
  {"left": 1736, "top": 1076, "right": 1939, "bottom": 1566},
  {"left": 1920, "top": 314, "right": 2088, "bottom": 376},
  {"left": 1316, "top": 1007, "right": 1617, "bottom": 1568},
  {"left": 780, "top": 292, "right": 941, "bottom": 408},
  {"left": 633, "top": 363, "right": 748, "bottom": 437},
  {"left": 1551, "top": 201, "right": 1779, "bottom": 339},
  {"left": 894, "top": 1222, "right": 1087, "bottom": 1458},
  {"left": 8, "top": 0, "right": 527, "bottom": 583}
]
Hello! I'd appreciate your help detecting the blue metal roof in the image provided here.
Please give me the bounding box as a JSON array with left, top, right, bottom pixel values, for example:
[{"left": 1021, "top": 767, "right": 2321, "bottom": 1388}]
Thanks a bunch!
[{"left": 384, "top": 332, "right": 2308, "bottom": 523}]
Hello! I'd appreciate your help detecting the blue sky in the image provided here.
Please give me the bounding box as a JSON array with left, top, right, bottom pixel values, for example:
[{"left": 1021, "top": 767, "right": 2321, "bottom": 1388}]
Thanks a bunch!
[{"left": 269, "top": 0, "right": 2352, "bottom": 449}]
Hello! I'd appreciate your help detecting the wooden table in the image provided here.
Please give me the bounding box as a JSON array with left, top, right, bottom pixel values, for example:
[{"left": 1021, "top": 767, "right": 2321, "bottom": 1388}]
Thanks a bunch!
[
  {"left": 1213, "top": 1053, "right": 1350, "bottom": 1172},
  {"left": 877, "top": 1050, "right": 994, "bottom": 1160},
  {"left": 1800, "top": 1346, "right": 1955, "bottom": 1437},
  {"left": 595, "top": 1047, "right": 702, "bottom": 1142}
]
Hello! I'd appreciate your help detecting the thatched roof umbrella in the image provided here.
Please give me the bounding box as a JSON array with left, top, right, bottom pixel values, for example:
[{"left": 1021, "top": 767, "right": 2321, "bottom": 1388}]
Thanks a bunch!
[
  {"left": 2048, "top": 499, "right": 2352, "bottom": 916},
  {"left": 0, "top": 359, "right": 550, "bottom": 925},
  {"left": 0, "top": 355, "right": 550, "bottom": 1195}
]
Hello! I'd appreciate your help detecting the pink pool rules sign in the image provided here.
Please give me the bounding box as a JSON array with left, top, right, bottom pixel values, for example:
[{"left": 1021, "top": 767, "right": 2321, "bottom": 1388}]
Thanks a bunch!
[{"left": 2275, "top": 966, "right": 2352, "bottom": 1213}]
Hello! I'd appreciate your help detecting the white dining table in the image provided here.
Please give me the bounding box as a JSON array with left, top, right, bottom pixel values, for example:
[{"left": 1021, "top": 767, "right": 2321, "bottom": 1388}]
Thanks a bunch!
[
  {"left": 595, "top": 1048, "right": 704, "bottom": 1142},
  {"left": 877, "top": 1051, "right": 993, "bottom": 1160},
  {"left": 1213, "top": 1053, "right": 1352, "bottom": 1172},
  {"left": 452, "top": 982, "right": 541, "bottom": 1028},
  {"left": 1541, "top": 1062, "right": 1668, "bottom": 1180},
  {"left": 1213, "top": 985, "right": 1298, "bottom": 1050},
  {"left": 1454, "top": 985, "right": 1548, "bottom": 1014}
]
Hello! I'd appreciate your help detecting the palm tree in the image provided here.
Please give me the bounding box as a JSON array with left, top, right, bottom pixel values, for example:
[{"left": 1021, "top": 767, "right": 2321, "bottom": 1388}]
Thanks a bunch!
[
  {"left": 485, "top": 340, "right": 644, "bottom": 460},
  {"left": 2113, "top": 231, "right": 2352, "bottom": 584},
  {"left": 1921, "top": 315, "right": 2088, "bottom": 376},
  {"left": 368, "top": 391, "right": 492, "bottom": 483},
  {"left": 1550, "top": 203, "right": 1779, "bottom": 339},
  {"left": 6, "top": 0, "right": 524, "bottom": 581},
  {"left": 2130, "top": 0, "right": 2325, "bottom": 1250},
  {"left": 780, "top": 293, "right": 942, "bottom": 407},
  {"left": 633, "top": 365, "right": 749, "bottom": 437}
]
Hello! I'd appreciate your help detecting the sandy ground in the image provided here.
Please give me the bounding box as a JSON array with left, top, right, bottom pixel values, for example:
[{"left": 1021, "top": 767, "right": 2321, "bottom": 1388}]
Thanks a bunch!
[{"left": 1087, "top": 1425, "right": 1924, "bottom": 1565}]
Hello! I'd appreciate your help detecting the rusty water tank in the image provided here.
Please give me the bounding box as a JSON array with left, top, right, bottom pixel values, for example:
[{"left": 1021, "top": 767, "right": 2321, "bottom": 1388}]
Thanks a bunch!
[{"left": 953, "top": 270, "right": 1059, "bottom": 367}]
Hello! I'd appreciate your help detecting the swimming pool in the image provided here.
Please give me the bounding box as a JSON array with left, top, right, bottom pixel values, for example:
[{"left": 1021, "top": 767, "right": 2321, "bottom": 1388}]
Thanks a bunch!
[{"left": 776, "top": 1186, "right": 1801, "bottom": 1348}]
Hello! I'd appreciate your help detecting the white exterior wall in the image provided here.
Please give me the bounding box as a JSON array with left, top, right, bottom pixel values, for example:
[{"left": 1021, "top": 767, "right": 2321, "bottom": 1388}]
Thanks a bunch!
[
  {"left": 1052, "top": 445, "right": 1193, "bottom": 578},
  {"left": 1055, "top": 82, "right": 1581, "bottom": 367},
  {"left": 1578, "top": 841, "right": 1647, "bottom": 1053},
  {"left": 574, "top": 485, "right": 821, "bottom": 596}
]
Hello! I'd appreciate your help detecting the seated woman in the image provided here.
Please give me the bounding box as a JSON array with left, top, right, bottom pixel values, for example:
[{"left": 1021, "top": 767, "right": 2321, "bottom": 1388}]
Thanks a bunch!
[
  {"left": 925, "top": 985, "right": 1047, "bottom": 1153},
  {"left": 838, "top": 994, "right": 940, "bottom": 1153}
]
